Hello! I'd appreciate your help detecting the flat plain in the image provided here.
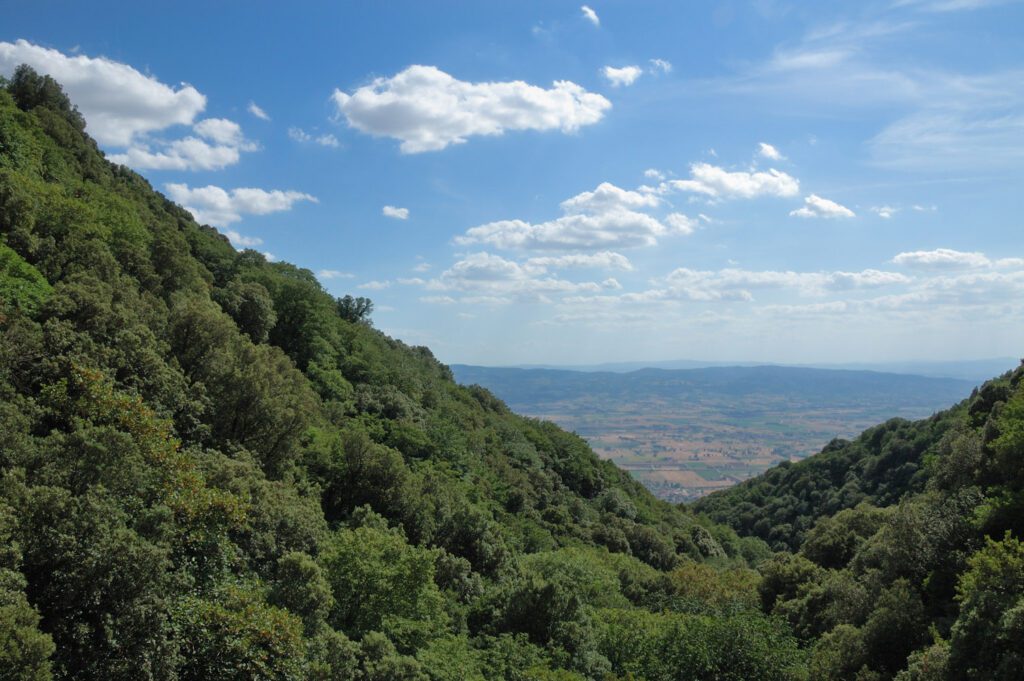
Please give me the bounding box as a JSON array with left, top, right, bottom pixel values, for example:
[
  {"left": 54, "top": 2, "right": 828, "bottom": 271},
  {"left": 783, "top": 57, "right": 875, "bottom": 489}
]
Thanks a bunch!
[{"left": 452, "top": 364, "right": 981, "bottom": 502}]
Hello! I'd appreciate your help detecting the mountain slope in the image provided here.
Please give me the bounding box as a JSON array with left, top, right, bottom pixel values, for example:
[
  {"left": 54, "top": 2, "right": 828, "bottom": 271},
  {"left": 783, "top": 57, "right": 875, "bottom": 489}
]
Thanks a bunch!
[
  {"left": 0, "top": 67, "right": 803, "bottom": 680},
  {"left": 693, "top": 363, "right": 1024, "bottom": 679}
]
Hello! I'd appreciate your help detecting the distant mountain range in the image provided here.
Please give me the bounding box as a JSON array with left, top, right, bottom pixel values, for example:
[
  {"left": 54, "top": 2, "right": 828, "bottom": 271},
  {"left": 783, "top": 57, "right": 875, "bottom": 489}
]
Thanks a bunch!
[{"left": 509, "top": 357, "right": 1018, "bottom": 382}]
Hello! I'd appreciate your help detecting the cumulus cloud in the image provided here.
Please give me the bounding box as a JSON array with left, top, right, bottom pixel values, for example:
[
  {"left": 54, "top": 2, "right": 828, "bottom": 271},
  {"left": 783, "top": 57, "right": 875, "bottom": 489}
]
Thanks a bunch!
[
  {"left": 359, "top": 280, "right": 392, "bottom": 290},
  {"left": 456, "top": 213, "right": 668, "bottom": 251},
  {"left": 382, "top": 205, "right": 410, "bottom": 220},
  {"left": 758, "top": 142, "right": 784, "bottom": 160},
  {"left": 668, "top": 163, "right": 800, "bottom": 199},
  {"left": 456, "top": 181, "right": 694, "bottom": 251},
  {"left": 222, "top": 230, "right": 262, "bottom": 248},
  {"left": 288, "top": 127, "right": 340, "bottom": 148},
  {"left": 560, "top": 182, "right": 660, "bottom": 214},
  {"left": 194, "top": 118, "right": 252, "bottom": 147},
  {"left": 790, "top": 194, "right": 856, "bottom": 218},
  {"left": 109, "top": 137, "right": 243, "bottom": 171},
  {"left": 0, "top": 41, "right": 256, "bottom": 173},
  {"left": 331, "top": 65, "right": 610, "bottom": 153},
  {"left": 871, "top": 205, "right": 898, "bottom": 219},
  {"left": 891, "top": 248, "right": 992, "bottom": 270},
  {"left": 581, "top": 5, "right": 600, "bottom": 26},
  {"left": 603, "top": 65, "right": 643, "bottom": 87},
  {"left": 0, "top": 39, "right": 206, "bottom": 146},
  {"left": 665, "top": 213, "right": 698, "bottom": 235},
  {"left": 109, "top": 117, "right": 257, "bottom": 171},
  {"left": 248, "top": 101, "right": 270, "bottom": 120},
  {"left": 164, "top": 183, "right": 317, "bottom": 227},
  {"left": 424, "top": 252, "right": 607, "bottom": 302},
  {"left": 643, "top": 168, "right": 665, "bottom": 180}
]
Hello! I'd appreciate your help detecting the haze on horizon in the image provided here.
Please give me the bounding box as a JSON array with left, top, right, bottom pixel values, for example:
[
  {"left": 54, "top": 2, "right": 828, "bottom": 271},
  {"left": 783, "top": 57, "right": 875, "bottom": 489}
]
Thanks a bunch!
[{"left": 3, "top": 0, "right": 1022, "bottom": 367}]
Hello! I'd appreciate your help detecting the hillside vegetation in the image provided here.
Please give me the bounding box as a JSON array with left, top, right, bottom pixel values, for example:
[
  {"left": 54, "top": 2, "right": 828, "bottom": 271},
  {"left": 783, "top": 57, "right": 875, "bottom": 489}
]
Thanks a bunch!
[
  {"left": 696, "top": 364, "right": 1024, "bottom": 679},
  {"left": 0, "top": 67, "right": 808, "bottom": 680},
  {"left": 2, "top": 66, "right": 1022, "bottom": 681}
]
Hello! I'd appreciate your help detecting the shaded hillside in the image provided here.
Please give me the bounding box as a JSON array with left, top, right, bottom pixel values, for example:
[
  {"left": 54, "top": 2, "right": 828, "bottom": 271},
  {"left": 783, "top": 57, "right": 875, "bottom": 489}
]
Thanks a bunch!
[
  {"left": 0, "top": 67, "right": 805, "bottom": 680},
  {"left": 694, "top": 363, "right": 1024, "bottom": 680}
]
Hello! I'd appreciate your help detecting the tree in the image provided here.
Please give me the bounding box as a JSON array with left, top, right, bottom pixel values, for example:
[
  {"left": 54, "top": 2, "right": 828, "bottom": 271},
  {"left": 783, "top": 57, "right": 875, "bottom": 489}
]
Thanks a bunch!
[{"left": 336, "top": 295, "right": 373, "bottom": 324}]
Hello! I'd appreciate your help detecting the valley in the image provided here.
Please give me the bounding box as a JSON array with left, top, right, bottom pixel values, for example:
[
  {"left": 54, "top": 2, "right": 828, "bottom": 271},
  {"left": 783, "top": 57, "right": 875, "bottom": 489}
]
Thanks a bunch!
[{"left": 452, "top": 364, "right": 983, "bottom": 501}]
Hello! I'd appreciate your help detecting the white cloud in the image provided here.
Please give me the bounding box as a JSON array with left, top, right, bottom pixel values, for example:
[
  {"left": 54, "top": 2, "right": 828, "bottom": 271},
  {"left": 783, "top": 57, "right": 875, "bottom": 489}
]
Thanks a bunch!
[
  {"left": 164, "top": 183, "right": 317, "bottom": 227},
  {"left": 318, "top": 269, "right": 355, "bottom": 280},
  {"left": 382, "top": 205, "right": 410, "bottom": 220},
  {"left": 288, "top": 127, "right": 340, "bottom": 148},
  {"left": 0, "top": 40, "right": 206, "bottom": 146},
  {"left": 359, "top": 280, "right": 392, "bottom": 290},
  {"left": 423, "top": 252, "right": 607, "bottom": 302},
  {"left": 223, "top": 230, "right": 262, "bottom": 248},
  {"left": 412, "top": 262, "right": 432, "bottom": 272},
  {"left": 665, "top": 213, "right": 698, "bottom": 235},
  {"left": 891, "top": 248, "right": 992, "bottom": 270},
  {"left": 649, "top": 58, "right": 673, "bottom": 74},
  {"left": 871, "top": 205, "right": 898, "bottom": 218},
  {"left": 522, "top": 251, "right": 633, "bottom": 273},
  {"left": 603, "top": 65, "right": 643, "bottom": 87},
  {"left": 758, "top": 142, "right": 784, "bottom": 160},
  {"left": 457, "top": 181, "right": 694, "bottom": 251},
  {"left": 643, "top": 168, "right": 665, "bottom": 180},
  {"left": 581, "top": 5, "right": 600, "bottom": 26},
  {"left": 248, "top": 101, "right": 270, "bottom": 120},
  {"left": 790, "top": 194, "right": 856, "bottom": 218},
  {"left": 669, "top": 162, "right": 800, "bottom": 199},
  {"left": 455, "top": 213, "right": 667, "bottom": 251},
  {"left": 560, "top": 182, "right": 660, "bottom": 214},
  {"left": 262, "top": 252, "right": 277, "bottom": 262},
  {"left": 194, "top": 118, "right": 252, "bottom": 147},
  {"left": 659, "top": 266, "right": 908, "bottom": 301},
  {"left": 109, "top": 117, "right": 257, "bottom": 171},
  {"left": 109, "top": 137, "right": 243, "bottom": 171},
  {"left": 331, "top": 65, "right": 610, "bottom": 153}
]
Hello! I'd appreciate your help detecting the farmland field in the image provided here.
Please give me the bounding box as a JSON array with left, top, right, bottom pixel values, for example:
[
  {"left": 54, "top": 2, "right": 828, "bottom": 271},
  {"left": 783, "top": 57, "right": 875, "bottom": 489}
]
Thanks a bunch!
[{"left": 452, "top": 365, "right": 980, "bottom": 502}]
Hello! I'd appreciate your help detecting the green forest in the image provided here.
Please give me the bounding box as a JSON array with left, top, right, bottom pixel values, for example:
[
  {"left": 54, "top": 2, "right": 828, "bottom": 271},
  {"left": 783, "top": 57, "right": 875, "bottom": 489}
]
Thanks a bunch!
[{"left": 0, "top": 67, "right": 1021, "bottom": 680}]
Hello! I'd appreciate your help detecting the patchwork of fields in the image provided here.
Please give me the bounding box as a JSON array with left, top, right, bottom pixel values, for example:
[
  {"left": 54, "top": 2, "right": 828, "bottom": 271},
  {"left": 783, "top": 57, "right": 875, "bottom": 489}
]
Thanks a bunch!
[{"left": 453, "top": 365, "right": 981, "bottom": 501}]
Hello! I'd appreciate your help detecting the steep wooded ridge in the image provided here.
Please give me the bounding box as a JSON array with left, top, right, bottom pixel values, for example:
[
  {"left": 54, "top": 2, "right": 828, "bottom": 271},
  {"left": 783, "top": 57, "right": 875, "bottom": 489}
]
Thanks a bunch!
[
  {"left": 0, "top": 68, "right": 806, "bottom": 680},
  {"left": 695, "top": 365, "right": 1024, "bottom": 679},
  {"left": 2, "top": 68, "right": 1022, "bottom": 681}
]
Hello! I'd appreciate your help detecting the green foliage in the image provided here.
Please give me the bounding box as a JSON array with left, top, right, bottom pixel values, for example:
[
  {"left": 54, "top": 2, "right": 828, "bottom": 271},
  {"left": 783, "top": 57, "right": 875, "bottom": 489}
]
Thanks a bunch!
[
  {"left": 173, "top": 587, "right": 307, "bottom": 681},
  {"left": 594, "top": 607, "right": 806, "bottom": 681},
  {"left": 0, "top": 242, "right": 52, "bottom": 316},
  {"left": 947, "top": 533, "right": 1024, "bottom": 679},
  {"left": 321, "top": 524, "right": 447, "bottom": 645},
  {"left": 25, "top": 65, "right": 1024, "bottom": 681}
]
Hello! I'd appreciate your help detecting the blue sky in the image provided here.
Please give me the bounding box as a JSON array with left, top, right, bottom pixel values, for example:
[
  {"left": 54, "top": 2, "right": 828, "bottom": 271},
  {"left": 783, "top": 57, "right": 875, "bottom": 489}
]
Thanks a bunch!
[{"left": 3, "top": 0, "right": 1022, "bottom": 365}]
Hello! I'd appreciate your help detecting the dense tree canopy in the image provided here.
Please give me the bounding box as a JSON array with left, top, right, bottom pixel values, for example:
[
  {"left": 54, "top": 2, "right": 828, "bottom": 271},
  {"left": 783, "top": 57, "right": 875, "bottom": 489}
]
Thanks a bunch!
[
  {"left": 0, "top": 68, "right": 803, "bottom": 680},
  {"left": 3, "top": 65, "right": 1021, "bottom": 681}
]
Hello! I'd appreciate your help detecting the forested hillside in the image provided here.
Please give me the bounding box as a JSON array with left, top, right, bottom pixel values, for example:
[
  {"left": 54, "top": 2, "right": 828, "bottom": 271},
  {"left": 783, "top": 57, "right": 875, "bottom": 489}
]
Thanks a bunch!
[
  {"left": 696, "top": 364, "right": 1024, "bottom": 679},
  {"left": 4, "top": 66, "right": 1023, "bottom": 681},
  {"left": 0, "top": 67, "right": 810, "bottom": 680}
]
